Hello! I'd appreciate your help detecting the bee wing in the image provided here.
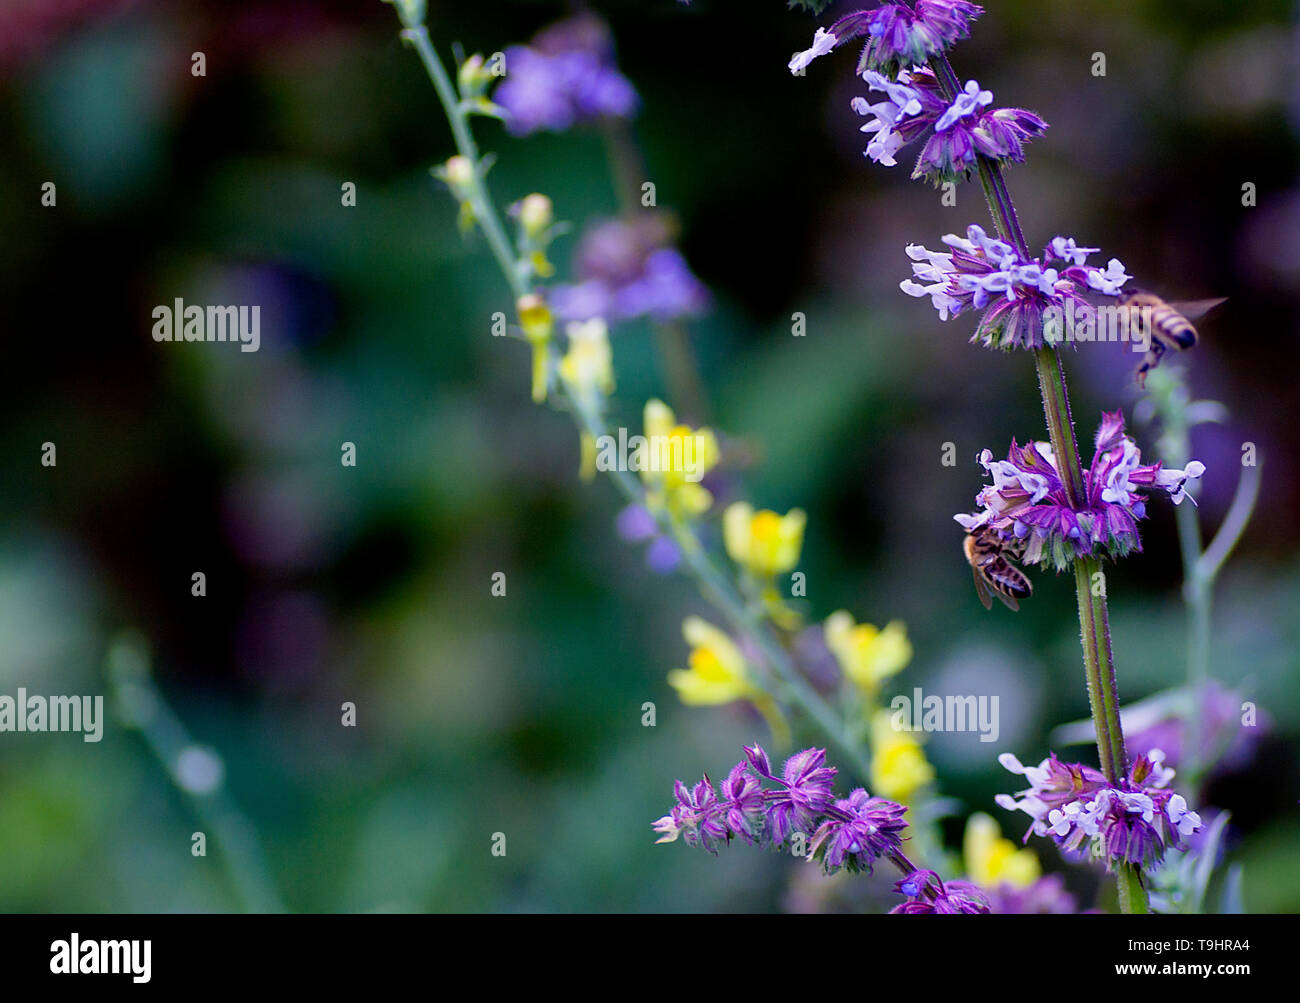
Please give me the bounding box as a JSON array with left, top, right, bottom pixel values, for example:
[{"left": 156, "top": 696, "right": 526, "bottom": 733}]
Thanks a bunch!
[
  {"left": 971, "top": 567, "right": 994, "bottom": 610},
  {"left": 993, "top": 589, "right": 1021, "bottom": 613},
  {"left": 1168, "top": 297, "right": 1227, "bottom": 321}
]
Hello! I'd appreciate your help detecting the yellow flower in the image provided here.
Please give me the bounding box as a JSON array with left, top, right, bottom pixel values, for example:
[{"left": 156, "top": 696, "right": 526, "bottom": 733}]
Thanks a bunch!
[
  {"left": 666, "top": 617, "right": 790, "bottom": 744},
  {"left": 824, "top": 613, "right": 911, "bottom": 694},
  {"left": 868, "top": 709, "right": 934, "bottom": 803},
  {"left": 558, "top": 318, "right": 614, "bottom": 402},
  {"left": 516, "top": 294, "right": 554, "bottom": 403},
  {"left": 641, "top": 399, "right": 719, "bottom": 518},
  {"left": 667, "top": 617, "right": 752, "bottom": 706},
  {"left": 723, "top": 503, "right": 806, "bottom": 578},
  {"left": 963, "top": 812, "right": 1041, "bottom": 890}
]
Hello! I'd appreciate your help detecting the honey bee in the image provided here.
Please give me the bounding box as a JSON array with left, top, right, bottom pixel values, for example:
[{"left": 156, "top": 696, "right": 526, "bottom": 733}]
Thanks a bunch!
[
  {"left": 963, "top": 528, "right": 1032, "bottom": 612},
  {"left": 1121, "top": 289, "right": 1226, "bottom": 388}
]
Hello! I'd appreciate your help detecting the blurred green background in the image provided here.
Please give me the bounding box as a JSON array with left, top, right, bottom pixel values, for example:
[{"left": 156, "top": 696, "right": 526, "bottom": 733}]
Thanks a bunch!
[{"left": 0, "top": 0, "right": 1296, "bottom": 912}]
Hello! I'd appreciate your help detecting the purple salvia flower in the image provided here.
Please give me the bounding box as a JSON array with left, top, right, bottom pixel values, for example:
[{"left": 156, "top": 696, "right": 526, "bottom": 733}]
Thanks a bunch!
[
  {"left": 766, "top": 746, "right": 838, "bottom": 843},
  {"left": 954, "top": 412, "right": 1205, "bottom": 570},
  {"left": 809, "top": 788, "right": 909, "bottom": 873},
  {"left": 722, "top": 761, "right": 766, "bottom": 843},
  {"left": 789, "top": 3, "right": 984, "bottom": 79},
  {"left": 901, "top": 224, "right": 1127, "bottom": 349},
  {"left": 743, "top": 742, "right": 773, "bottom": 779},
  {"left": 652, "top": 772, "right": 733, "bottom": 853},
  {"left": 996, "top": 749, "right": 1203, "bottom": 872},
  {"left": 890, "top": 869, "right": 990, "bottom": 914},
  {"left": 852, "top": 67, "right": 947, "bottom": 167},
  {"left": 916, "top": 89, "right": 1047, "bottom": 183},
  {"left": 951, "top": 410, "right": 1201, "bottom": 569}
]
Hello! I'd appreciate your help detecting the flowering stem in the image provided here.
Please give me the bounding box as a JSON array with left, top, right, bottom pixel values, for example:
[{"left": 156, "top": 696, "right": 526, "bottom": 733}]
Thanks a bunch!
[
  {"left": 398, "top": 21, "right": 526, "bottom": 299},
  {"left": 389, "top": 7, "right": 873, "bottom": 786},
  {"left": 933, "top": 50, "right": 1146, "bottom": 911}
]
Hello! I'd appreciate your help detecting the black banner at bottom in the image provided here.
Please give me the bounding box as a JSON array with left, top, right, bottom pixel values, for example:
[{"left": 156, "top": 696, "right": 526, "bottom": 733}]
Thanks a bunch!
[{"left": 0, "top": 912, "right": 1276, "bottom": 988}]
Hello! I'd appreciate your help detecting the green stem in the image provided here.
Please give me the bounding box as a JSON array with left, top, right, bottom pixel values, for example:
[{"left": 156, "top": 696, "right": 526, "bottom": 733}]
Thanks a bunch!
[
  {"left": 107, "top": 637, "right": 285, "bottom": 913},
  {"left": 935, "top": 51, "right": 1145, "bottom": 910},
  {"left": 399, "top": 22, "right": 525, "bottom": 299}
]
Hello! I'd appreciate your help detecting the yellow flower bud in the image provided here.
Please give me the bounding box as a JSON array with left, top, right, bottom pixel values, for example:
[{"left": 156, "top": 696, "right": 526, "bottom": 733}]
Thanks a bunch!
[
  {"left": 443, "top": 154, "right": 474, "bottom": 189},
  {"left": 517, "top": 193, "right": 554, "bottom": 236}
]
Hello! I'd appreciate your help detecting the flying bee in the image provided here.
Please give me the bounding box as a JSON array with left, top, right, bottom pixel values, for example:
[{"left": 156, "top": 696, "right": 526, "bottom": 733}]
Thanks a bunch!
[
  {"left": 1120, "top": 289, "right": 1227, "bottom": 388},
  {"left": 963, "top": 528, "right": 1032, "bottom": 612}
]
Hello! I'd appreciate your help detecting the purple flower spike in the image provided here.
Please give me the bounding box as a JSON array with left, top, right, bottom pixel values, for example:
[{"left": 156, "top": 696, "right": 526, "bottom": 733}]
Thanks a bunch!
[
  {"left": 654, "top": 746, "right": 912, "bottom": 878},
  {"left": 955, "top": 412, "right": 1205, "bottom": 569}
]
